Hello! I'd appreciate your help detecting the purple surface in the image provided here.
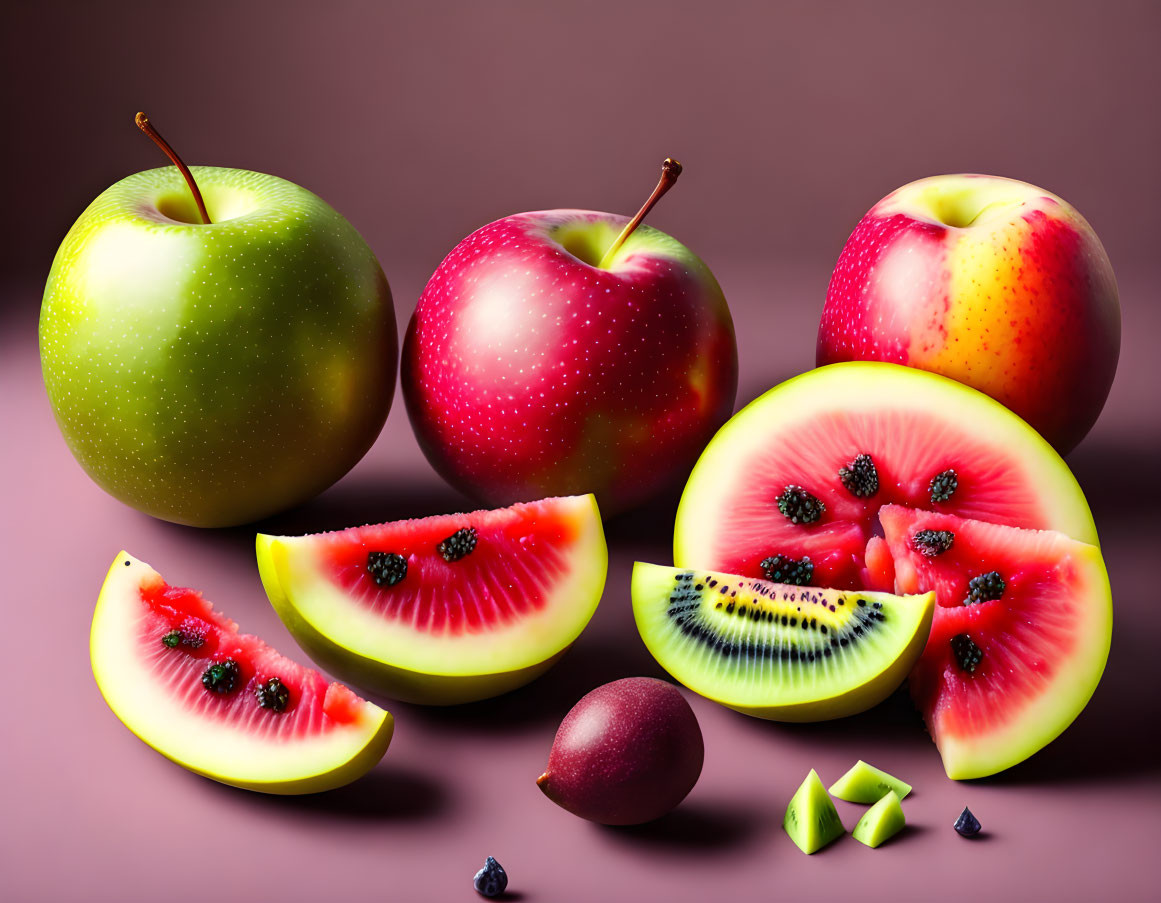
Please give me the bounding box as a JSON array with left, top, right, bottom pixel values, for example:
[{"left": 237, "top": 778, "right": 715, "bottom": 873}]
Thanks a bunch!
[{"left": 3, "top": 3, "right": 1160, "bottom": 901}]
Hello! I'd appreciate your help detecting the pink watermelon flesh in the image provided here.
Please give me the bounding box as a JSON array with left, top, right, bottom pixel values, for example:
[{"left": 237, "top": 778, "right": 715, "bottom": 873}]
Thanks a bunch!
[
  {"left": 708, "top": 407, "right": 1067, "bottom": 590},
  {"left": 138, "top": 573, "right": 364, "bottom": 732},
  {"left": 879, "top": 504, "right": 1110, "bottom": 778},
  {"left": 320, "top": 499, "right": 577, "bottom": 635}
]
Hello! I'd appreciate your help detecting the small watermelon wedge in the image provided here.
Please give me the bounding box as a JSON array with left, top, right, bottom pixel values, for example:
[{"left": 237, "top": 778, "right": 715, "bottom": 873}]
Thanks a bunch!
[
  {"left": 879, "top": 505, "right": 1111, "bottom": 779},
  {"left": 91, "top": 553, "right": 394, "bottom": 794},
  {"left": 257, "top": 495, "right": 607, "bottom": 705}
]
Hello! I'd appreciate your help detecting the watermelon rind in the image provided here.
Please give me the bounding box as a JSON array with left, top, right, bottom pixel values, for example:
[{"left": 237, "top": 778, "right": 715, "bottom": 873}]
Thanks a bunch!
[
  {"left": 256, "top": 494, "right": 607, "bottom": 705},
  {"left": 91, "top": 552, "right": 394, "bottom": 794},
  {"left": 631, "top": 562, "right": 935, "bottom": 721},
  {"left": 674, "top": 362, "right": 1099, "bottom": 574}
]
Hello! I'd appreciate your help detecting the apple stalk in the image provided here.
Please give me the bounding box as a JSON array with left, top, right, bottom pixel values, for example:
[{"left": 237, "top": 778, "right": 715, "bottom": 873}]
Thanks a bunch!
[
  {"left": 134, "top": 111, "right": 212, "bottom": 224},
  {"left": 597, "top": 157, "right": 682, "bottom": 269}
]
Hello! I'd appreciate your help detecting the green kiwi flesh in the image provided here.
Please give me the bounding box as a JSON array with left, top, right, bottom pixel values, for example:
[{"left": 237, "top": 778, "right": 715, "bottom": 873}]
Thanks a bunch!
[
  {"left": 829, "top": 760, "right": 912, "bottom": 803},
  {"left": 852, "top": 790, "right": 905, "bottom": 848},
  {"left": 784, "top": 769, "right": 844, "bottom": 854},
  {"left": 631, "top": 563, "right": 935, "bottom": 721}
]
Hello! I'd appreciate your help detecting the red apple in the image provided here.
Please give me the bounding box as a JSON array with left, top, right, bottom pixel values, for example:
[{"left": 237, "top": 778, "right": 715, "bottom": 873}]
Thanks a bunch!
[
  {"left": 402, "top": 161, "right": 737, "bottom": 514},
  {"left": 817, "top": 174, "right": 1120, "bottom": 454}
]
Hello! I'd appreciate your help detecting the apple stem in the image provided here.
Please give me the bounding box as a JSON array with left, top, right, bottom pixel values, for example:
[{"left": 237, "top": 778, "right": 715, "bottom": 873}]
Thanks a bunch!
[
  {"left": 597, "top": 157, "right": 683, "bottom": 269},
  {"left": 135, "top": 112, "right": 212, "bottom": 225}
]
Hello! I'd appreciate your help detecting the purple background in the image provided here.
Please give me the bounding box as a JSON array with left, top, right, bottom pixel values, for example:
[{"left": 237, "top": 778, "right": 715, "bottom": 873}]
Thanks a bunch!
[{"left": 2, "top": 3, "right": 1159, "bottom": 901}]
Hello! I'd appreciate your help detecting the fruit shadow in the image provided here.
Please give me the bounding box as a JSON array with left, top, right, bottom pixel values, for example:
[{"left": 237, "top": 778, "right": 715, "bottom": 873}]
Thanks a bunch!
[
  {"left": 387, "top": 633, "right": 671, "bottom": 736},
  {"left": 196, "top": 762, "right": 451, "bottom": 821},
  {"left": 597, "top": 799, "right": 768, "bottom": 854}
]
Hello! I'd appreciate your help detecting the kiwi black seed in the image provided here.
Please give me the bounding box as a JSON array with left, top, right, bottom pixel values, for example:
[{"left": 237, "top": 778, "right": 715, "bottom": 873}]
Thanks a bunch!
[
  {"left": 913, "top": 529, "right": 955, "bottom": 557},
  {"left": 437, "top": 527, "right": 478, "bottom": 562},
  {"left": 964, "top": 571, "right": 1005, "bottom": 605},
  {"left": 838, "top": 453, "right": 879, "bottom": 498},
  {"left": 929, "top": 469, "right": 959, "bottom": 504},
  {"left": 366, "top": 550, "right": 408, "bottom": 587},
  {"left": 777, "top": 486, "right": 825, "bottom": 525},
  {"left": 950, "top": 634, "right": 983, "bottom": 673},
  {"left": 759, "top": 554, "right": 814, "bottom": 586}
]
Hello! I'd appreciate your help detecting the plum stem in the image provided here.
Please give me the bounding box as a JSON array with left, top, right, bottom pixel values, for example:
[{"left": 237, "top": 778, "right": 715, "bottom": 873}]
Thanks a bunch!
[
  {"left": 135, "top": 112, "right": 212, "bottom": 225},
  {"left": 597, "top": 157, "right": 682, "bottom": 269}
]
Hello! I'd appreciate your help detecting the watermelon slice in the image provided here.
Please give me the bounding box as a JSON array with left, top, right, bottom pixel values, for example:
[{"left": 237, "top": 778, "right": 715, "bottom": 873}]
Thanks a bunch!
[
  {"left": 257, "top": 494, "right": 606, "bottom": 705},
  {"left": 675, "top": 362, "right": 1098, "bottom": 590},
  {"left": 91, "top": 553, "right": 394, "bottom": 794},
  {"left": 879, "top": 505, "right": 1111, "bottom": 779},
  {"left": 669, "top": 362, "right": 1111, "bottom": 777}
]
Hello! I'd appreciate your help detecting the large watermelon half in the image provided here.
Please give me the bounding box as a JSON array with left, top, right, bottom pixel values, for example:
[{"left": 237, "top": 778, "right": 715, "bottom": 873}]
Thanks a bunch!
[
  {"left": 672, "top": 362, "right": 1110, "bottom": 778},
  {"left": 257, "top": 494, "right": 606, "bottom": 705},
  {"left": 91, "top": 553, "right": 394, "bottom": 794}
]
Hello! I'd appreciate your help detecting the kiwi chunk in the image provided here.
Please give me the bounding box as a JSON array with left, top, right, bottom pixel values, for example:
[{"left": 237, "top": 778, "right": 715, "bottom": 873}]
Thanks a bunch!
[
  {"left": 852, "top": 790, "right": 905, "bottom": 848},
  {"left": 630, "top": 563, "right": 935, "bottom": 721},
  {"left": 784, "top": 769, "right": 844, "bottom": 854},
  {"left": 829, "top": 760, "right": 912, "bottom": 803}
]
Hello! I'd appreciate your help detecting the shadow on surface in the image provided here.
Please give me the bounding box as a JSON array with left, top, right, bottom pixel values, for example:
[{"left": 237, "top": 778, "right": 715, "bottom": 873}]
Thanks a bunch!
[
  {"left": 199, "top": 763, "right": 450, "bottom": 821},
  {"left": 599, "top": 799, "right": 766, "bottom": 853}
]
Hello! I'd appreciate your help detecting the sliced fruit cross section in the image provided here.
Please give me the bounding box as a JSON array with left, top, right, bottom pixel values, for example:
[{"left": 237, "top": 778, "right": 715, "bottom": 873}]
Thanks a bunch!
[
  {"left": 675, "top": 362, "right": 1097, "bottom": 590},
  {"left": 879, "top": 505, "right": 1111, "bottom": 779},
  {"left": 784, "top": 769, "right": 844, "bottom": 854},
  {"left": 631, "top": 563, "right": 933, "bottom": 720},
  {"left": 829, "top": 760, "right": 912, "bottom": 803},
  {"left": 91, "top": 552, "right": 393, "bottom": 794},
  {"left": 257, "top": 495, "right": 607, "bottom": 705},
  {"left": 852, "top": 790, "right": 905, "bottom": 848}
]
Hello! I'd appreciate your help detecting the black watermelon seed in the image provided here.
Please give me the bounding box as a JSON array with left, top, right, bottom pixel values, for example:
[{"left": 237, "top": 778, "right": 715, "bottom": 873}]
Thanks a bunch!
[
  {"left": 201, "top": 659, "right": 240, "bottom": 694},
  {"left": 759, "top": 553, "right": 814, "bottom": 586},
  {"left": 437, "top": 527, "right": 478, "bottom": 562},
  {"left": 913, "top": 529, "right": 955, "bottom": 557},
  {"left": 929, "top": 468, "right": 959, "bottom": 504},
  {"left": 254, "top": 677, "right": 290, "bottom": 712},
  {"left": 950, "top": 634, "right": 984, "bottom": 673},
  {"left": 776, "top": 485, "right": 825, "bottom": 525},
  {"left": 964, "top": 571, "right": 1005, "bottom": 605},
  {"left": 838, "top": 453, "right": 879, "bottom": 498},
  {"left": 954, "top": 807, "right": 982, "bottom": 838},
  {"left": 366, "top": 550, "right": 408, "bottom": 587}
]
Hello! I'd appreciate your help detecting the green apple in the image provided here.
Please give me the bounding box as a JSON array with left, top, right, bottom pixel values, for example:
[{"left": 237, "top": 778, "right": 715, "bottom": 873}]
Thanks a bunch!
[{"left": 40, "top": 164, "right": 396, "bottom": 526}]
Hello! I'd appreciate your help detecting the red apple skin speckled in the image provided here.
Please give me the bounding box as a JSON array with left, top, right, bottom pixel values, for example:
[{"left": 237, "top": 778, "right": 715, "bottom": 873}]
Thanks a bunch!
[
  {"left": 402, "top": 210, "right": 737, "bottom": 516},
  {"left": 536, "top": 677, "right": 704, "bottom": 825},
  {"left": 817, "top": 174, "right": 1120, "bottom": 455}
]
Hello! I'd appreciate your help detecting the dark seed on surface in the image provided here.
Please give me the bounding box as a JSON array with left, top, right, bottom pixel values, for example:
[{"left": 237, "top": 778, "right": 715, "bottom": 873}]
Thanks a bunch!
[
  {"left": 161, "top": 630, "right": 182, "bottom": 648},
  {"left": 776, "top": 485, "right": 826, "bottom": 525},
  {"left": 913, "top": 529, "right": 955, "bottom": 557},
  {"left": 366, "top": 550, "right": 408, "bottom": 586},
  {"left": 954, "top": 806, "right": 982, "bottom": 837},
  {"left": 951, "top": 634, "right": 984, "bottom": 673},
  {"left": 838, "top": 453, "right": 879, "bottom": 498},
  {"left": 473, "top": 856, "right": 508, "bottom": 898},
  {"left": 201, "top": 659, "right": 240, "bottom": 694},
  {"left": 759, "top": 553, "right": 814, "bottom": 586},
  {"left": 929, "top": 468, "right": 959, "bottom": 504},
  {"left": 437, "top": 527, "right": 479, "bottom": 562},
  {"left": 254, "top": 677, "right": 290, "bottom": 712},
  {"left": 964, "top": 571, "right": 1005, "bottom": 605}
]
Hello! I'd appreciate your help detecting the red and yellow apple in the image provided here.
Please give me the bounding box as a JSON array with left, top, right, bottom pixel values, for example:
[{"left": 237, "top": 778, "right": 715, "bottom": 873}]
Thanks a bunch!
[
  {"left": 817, "top": 174, "right": 1120, "bottom": 454},
  {"left": 402, "top": 162, "right": 737, "bottom": 515}
]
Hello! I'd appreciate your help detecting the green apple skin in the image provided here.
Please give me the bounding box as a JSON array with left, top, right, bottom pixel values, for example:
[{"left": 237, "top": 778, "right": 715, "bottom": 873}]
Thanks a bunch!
[{"left": 40, "top": 166, "right": 396, "bottom": 527}]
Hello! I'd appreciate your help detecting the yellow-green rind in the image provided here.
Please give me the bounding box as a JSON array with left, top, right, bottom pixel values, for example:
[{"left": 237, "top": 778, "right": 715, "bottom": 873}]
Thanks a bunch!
[
  {"left": 256, "top": 495, "right": 607, "bottom": 705},
  {"left": 783, "top": 769, "right": 845, "bottom": 854},
  {"left": 631, "top": 562, "right": 934, "bottom": 721},
  {"left": 91, "top": 552, "right": 394, "bottom": 794},
  {"left": 829, "top": 760, "right": 912, "bottom": 802},
  {"left": 937, "top": 539, "right": 1112, "bottom": 780},
  {"left": 674, "top": 362, "right": 1099, "bottom": 572},
  {"left": 852, "top": 790, "right": 906, "bottom": 848}
]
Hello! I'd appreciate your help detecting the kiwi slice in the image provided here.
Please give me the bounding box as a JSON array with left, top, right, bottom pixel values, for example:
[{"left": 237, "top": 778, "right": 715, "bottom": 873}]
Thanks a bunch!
[
  {"left": 852, "top": 790, "right": 906, "bottom": 848},
  {"left": 829, "top": 760, "right": 912, "bottom": 803},
  {"left": 784, "top": 769, "right": 844, "bottom": 854},
  {"left": 631, "top": 563, "right": 935, "bottom": 721}
]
